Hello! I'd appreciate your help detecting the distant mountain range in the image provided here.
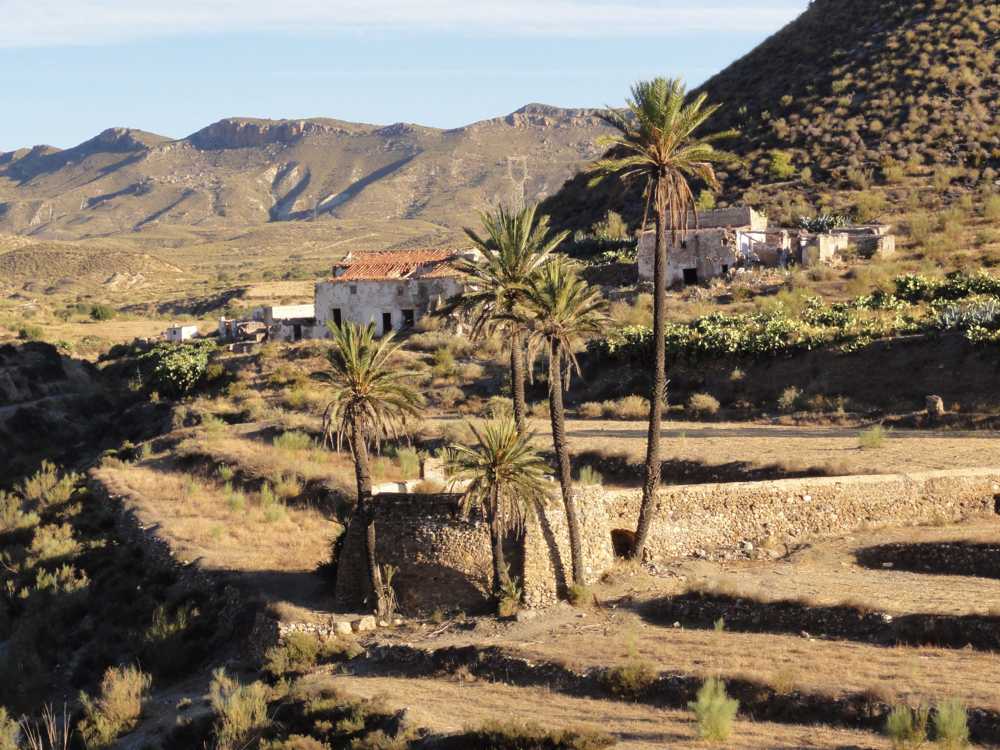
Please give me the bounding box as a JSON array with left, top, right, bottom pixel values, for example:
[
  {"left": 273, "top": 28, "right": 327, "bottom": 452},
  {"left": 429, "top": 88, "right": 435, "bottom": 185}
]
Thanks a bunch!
[{"left": 0, "top": 105, "right": 612, "bottom": 241}]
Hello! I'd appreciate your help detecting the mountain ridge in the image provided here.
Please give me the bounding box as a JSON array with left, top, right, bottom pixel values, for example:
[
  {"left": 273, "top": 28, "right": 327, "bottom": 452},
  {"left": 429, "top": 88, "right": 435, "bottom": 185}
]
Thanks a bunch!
[{"left": 0, "top": 104, "right": 611, "bottom": 241}]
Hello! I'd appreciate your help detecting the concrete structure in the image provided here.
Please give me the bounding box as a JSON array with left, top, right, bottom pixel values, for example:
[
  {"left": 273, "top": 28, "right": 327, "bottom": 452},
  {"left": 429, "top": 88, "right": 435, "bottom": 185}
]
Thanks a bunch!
[
  {"left": 335, "top": 468, "right": 1000, "bottom": 613},
  {"left": 638, "top": 207, "right": 777, "bottom": 286},
  {"left": 163, "top": 324, "right": 198, "bottom": 342},
  {"left": 315, "top": 249, "right": 475, "bottom": 336}
]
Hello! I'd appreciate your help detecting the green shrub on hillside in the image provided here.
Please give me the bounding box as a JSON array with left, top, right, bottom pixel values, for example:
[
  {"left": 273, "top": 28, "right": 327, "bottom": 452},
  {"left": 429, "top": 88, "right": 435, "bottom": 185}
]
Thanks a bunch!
[
  {"left": 885, "top": 704, "right": 928, "bottom": 750},
  {"left": 137, "top": 341, "right": 216, "bottom": 397},
  {"left": 89, "top": 304, "right": 116, "bottom": 321},
  {"left": 78, "top": 665, "right": 152, "bottom": 749},
  {"left": 767, "top": 150, "right": 796, "bottom": 180},
  {"left": 689, "top": 677, "right": 739, "bottom": 741},
  {"left": 932, "top": 698, "right": 970, "bottom": 749}
]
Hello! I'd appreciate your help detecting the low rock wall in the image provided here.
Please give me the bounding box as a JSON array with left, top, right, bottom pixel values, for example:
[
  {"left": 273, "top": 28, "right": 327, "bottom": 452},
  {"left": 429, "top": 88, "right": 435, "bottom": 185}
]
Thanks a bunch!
[{"left": 334, "top": 469, "right": 1000, "bottom": 612}]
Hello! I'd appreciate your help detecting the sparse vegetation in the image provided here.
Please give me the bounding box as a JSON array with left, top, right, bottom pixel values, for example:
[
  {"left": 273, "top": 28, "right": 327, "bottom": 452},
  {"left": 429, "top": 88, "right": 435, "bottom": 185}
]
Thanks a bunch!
[
  {"left": 886, "top": 704, "right": 929, "bottom": 750},
  {"left": 77, "top": 665, "right": 152, "bottom": 749},
  {"left": 688, "top": 677, "right": 739, "bottom": 742}
]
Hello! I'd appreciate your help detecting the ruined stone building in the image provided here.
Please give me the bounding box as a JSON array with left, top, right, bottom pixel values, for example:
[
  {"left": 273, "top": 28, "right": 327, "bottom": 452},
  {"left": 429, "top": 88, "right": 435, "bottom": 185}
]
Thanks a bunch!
[
  {"left": 637, "top": 206, "right": 894, "bottom": 285},
  {"left": 314, "top": 249, "right": 476, "bottom": 336},
  {"left": 637, "top": 206, "right": 775, "bottom": 285}
]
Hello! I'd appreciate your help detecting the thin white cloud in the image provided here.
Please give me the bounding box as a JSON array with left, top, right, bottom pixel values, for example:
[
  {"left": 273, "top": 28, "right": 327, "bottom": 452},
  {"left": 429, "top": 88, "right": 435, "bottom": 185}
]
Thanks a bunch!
[{"left": 1, "top": 0, "right": 805, "bottom": 47}]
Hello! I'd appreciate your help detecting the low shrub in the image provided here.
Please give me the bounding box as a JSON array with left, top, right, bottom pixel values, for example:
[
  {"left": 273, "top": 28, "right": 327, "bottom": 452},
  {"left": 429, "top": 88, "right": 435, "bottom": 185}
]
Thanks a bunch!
[
  {"left": 394, "top": 447, "right": 420, "bottom": 479},
  {"left": 600, "top": 660, "right": 657, "bottom": 701},
  {"left": 263, "top": 632, "right": 321, "bottom": 677},
  {"left": 463, "top": 720, "right": 614, "bottom": 750},
  {"left": 78, "top": 665, "right": 152, "bottom": 749},
  {"left": 688, "top": 677, "right": 738, "bottom": 742},
  {"left": 577, "top": 402, "right": 604, "bottom": 419},
  {"left": 606, "top": 396, "right": 649, "bottom": 420},
  {"left": 858, "top": 425, "right": 888, "bottom": 450},
  {"left": 932, "top": 698, "right": 969, "bottom": 749},
  {"left": 777, "top": 386, "right": 802, "bottom": 412},
  {"left": 0, "top": 708, "right": 18, "bottom": 750},
  {"left": 273, "top": 431, "right": 314, "bottom": 452},
  {"left": 209, "top": 668, "right": 270, "bottom": 750},
  {"left": 89, "top": 304, "right": 116, "bottom": 321},
  {"left": 566, "top": 584, "right": 593, "bottom": 608},
  {"left": 17, "top": 324, "right": 44, "bottom": 341},
  {"left": 528, "top": 401, "right": 551, "bottom": 419},
  {"left": 885, "top": 704, "right": 929, "bottom": 750},
  {"left": 687, "top": 393, "right": 720, "bottom": 418},
  {"left": 577, "top": 466, "right": 603, "bottom": 486}
]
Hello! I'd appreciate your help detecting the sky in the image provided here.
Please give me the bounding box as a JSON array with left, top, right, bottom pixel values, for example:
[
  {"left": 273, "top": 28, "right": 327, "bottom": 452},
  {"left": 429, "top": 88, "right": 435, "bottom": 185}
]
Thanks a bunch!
[{"left": 0, "top": 1, "right": 808, "bottom": 152}]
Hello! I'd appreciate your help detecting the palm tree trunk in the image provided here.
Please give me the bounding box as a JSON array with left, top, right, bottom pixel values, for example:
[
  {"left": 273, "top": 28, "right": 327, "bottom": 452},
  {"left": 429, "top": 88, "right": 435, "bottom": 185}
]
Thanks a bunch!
[
  {"left": 509, "top": 326, "right": 527, "bottom": 431},
  {"left": 487, "top": 488, "right": 512, "bottom": 596},
  {"left": 350, "top": 413, "right": 387, "bottom": 616},
  {"left": 632, "top": 204, "right": 667, "bottom": 560},
  {"left": 547, "top": 340, "right": 584, "bottom": 586}
]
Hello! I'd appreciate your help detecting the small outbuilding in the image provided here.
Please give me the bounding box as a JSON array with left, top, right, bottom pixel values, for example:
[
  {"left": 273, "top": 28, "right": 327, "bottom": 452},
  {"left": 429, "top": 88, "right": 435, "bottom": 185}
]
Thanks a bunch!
[{"left": 163, "top": 324, "right": 198, "bottom": 343}]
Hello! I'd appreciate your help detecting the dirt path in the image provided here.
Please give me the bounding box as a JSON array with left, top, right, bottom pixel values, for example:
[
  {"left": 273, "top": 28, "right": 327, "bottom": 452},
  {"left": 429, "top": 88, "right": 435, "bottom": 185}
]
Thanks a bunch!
[{"left": 309, "top": 671, "right": 889, "bottom": 749}]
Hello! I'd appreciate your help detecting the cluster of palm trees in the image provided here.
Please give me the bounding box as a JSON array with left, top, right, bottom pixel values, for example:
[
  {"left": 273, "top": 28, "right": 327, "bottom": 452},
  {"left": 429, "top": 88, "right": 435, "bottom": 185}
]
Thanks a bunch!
[{"left": 323, "top": 76, "right": 734, "bottom": 615}]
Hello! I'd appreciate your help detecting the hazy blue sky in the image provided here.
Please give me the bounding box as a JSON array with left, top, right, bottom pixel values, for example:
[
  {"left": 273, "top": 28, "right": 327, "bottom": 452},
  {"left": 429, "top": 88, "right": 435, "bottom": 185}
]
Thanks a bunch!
[{"left": 1, "top": 1, "right": 808, "bottom": 152}]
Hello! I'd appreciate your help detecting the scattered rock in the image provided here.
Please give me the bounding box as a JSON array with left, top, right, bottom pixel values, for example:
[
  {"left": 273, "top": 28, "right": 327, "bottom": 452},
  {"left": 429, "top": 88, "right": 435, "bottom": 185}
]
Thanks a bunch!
[
  {"left": 334, "top": 620, "right": 354, "bottom": 636},
  {"left": 352, "top": 615, "right": 377, "bottom": 633},
  {"left": 740, "top": 540, "right": 755, "bottom": 554},
  {"left": 515, "top": 609, "right": 539, "bottom": 623}
]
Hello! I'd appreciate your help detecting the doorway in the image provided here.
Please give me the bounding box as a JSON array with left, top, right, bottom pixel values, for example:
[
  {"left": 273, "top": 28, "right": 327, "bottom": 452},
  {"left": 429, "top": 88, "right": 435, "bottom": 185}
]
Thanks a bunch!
[
  {"left": 382, "top": 312, "right": 393, "bottom": 335},
  {"left": 683, "top": 268, "right": 699, "bottom": 286}
]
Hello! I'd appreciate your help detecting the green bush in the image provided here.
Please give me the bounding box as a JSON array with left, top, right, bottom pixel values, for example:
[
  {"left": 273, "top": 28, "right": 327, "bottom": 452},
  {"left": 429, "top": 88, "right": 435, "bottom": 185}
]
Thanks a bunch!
[
  {"left": 688, "top": 677, "right": 739, "bottom": 742},
  {"left": 767, "top": 150, "right": 796, "bottom": 180},
  {"left": 209, "top": 668, "right": 270, "bottom": 750},
  {"left": 858, "top": 425, "right": 888, "bottom": 450},
  {"left": 273, "top": 431, "right": 314, "bottom": 452},
  {"left": 394, "top": 447, "right": 420, "bottom": 479},
  {"left": 89, "top": 304, "right": 116, "bottom": 321},
  {"left": 17, "top": 324, "right": 44, "bottom": 341},
  {"left": 263, "top": 632, "right": 321, "bottom": 677},
  {"left": 137, "top": 341, "right": 216, "bottom": 397},
  {"left": 932, "top": 698, "right": 969, "bottom": 749},
  {"left": 885, "top": 704, "right": 929, "bottom": 750},
  {"left": 600, "top": 660, "right": 657, "bottom": 701},
  {"left": 78, "top": 665, "right": 152, "bottom": 749}
]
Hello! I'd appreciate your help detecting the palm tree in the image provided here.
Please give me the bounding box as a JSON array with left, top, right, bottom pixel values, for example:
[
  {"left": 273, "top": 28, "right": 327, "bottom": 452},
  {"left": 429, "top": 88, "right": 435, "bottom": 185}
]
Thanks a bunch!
[
  {"left": 589, "top": 77, "right": 736, "bottom": 560},
  {"left": 323, "top": 321, "right": 424, "bottom": 616},
  {"left": 444, "top": 417, "right": 549, "bottom": 600},
  {"left": 522, "top": 257, "right": 607, "bottom": 587},
  {"left": 442, "top": 203, "right": 569, "bottom": 431}
]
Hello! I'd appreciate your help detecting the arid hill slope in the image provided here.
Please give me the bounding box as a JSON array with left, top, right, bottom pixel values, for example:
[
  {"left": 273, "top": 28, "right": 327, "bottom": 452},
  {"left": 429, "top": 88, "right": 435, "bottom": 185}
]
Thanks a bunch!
[
  {"left": 0, "top": 105, "right": 611, "bottom": 241},
  {"left": 543, "top": 0, "right": 999, "bottom": 231}
]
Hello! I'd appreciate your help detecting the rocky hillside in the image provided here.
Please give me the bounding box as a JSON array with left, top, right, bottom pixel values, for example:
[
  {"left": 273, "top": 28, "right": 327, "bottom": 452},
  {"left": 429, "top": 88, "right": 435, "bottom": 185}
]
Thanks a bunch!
[
  {"left": 0, "top": 105, "right": 611, "bottom": 241},
  {"left": 543, "top": 0, "right": 999, "bottom": 232}
]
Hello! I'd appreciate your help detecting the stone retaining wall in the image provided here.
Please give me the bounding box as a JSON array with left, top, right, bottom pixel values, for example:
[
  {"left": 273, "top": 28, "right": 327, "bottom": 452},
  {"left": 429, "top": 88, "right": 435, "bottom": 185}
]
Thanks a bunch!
[{"left": 336, "top": 469, "right": 1000, "bottom": 612}]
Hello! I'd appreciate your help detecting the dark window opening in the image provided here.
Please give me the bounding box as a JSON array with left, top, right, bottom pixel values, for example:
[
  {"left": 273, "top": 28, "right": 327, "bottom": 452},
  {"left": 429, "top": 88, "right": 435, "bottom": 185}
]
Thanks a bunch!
[
  {"left": 722, "top": 264, "right": 729, "bottom": 274},
  {"left": 382, "top": 312, "right": 392, "bottom": 334},
  {"left": 349, "top": 285, "right": 357, "bottom": 295},
  {"left": 402, "top": 309, "right": 415, "bottom": 328},
  {"left": 332, "top": 308, "right": 342, "bottom": 326},
  {"left": 611, "top": 529, "right": 636, "bottom": 558},
  {"left": 293, "top": 324, "right": 303, "bottom": 341},
  {"left": 683, "top": 268, "right": 699, "bottom": 286}
]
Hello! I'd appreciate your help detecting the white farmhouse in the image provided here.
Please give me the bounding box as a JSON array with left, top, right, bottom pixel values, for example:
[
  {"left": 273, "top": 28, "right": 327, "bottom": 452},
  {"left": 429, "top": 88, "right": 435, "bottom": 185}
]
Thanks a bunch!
[
  {"left": 164, "top": 324, "right": 198, "bottom": 342},
  {"left": 314, "top": 249, "right": 475, "bottom": 336}
]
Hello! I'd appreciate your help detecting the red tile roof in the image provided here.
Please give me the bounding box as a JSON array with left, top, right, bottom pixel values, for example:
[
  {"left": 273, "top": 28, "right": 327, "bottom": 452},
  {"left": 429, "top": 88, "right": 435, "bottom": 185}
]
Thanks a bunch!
[{"left": 328, "top": 249, "right": 469, "bottom": 282}]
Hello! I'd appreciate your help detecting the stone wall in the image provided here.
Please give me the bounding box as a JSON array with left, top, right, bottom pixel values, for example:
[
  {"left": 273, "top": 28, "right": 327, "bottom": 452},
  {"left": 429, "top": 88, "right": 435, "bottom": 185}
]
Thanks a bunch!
[
  {"left": 336, "top": 469, "right": 1000, "bottom": 613},
  {"left": 595, "top": 468, "right": 1000, "bottom": 561},
  {"left": 334, "top": 493, "right": 497, "bottom": 614}
]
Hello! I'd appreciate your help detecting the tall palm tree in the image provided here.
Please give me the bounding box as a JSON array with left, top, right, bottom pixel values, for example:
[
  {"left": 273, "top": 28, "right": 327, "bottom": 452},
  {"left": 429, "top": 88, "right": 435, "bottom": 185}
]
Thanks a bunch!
[
  {"left": 589, "top": 77, "right": 736, "bottom": 560},
  {"left": 442, "top": 203, "right": 569, "bottom": 431},
  {"left": 444, "top": 417, "right": 549, "bottom": 600},
  {"left": 522, "top": 257, "right": 607, "bottom": 587},
  {"left": 323, "top": 321, "right": 424, "bottom": 616}
]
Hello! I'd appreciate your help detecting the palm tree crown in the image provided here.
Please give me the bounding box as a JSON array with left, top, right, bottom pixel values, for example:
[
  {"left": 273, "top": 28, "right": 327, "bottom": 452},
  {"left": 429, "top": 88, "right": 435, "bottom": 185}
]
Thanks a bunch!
[
  {"left": 323, "top": 321, "right": 424, "bottom": 451},
  {"left": 446, "top": 418, "right": 550, "bottom": 529},
  {"left": 523, "top": 256, "right": 608, "bottom": 379},
  {"left": 449, "top": 203, "right": 569, "bottom": 337},
  {"left": 590, "top": 77, "right": 738, "bottom": 234}
]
